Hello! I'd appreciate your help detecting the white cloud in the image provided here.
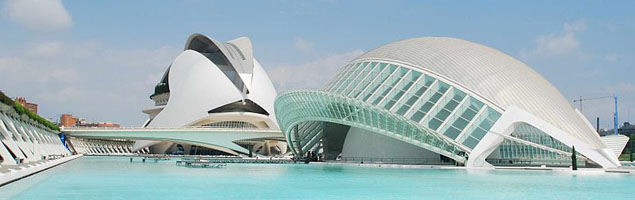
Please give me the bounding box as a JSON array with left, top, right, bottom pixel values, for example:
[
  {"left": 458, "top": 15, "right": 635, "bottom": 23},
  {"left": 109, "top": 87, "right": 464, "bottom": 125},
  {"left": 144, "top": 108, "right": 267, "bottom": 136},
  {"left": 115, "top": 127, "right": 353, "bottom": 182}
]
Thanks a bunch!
[
  {"left": 521, "top": 20, "right": 586, "bottom": 58},
  {"left": 0, "top": 55, "right": 78, "bottom": 83},
  {"left": 294, "top": 37, "right": 314, "bottom": 52},
  {"left": 536, "top": 31, "right": 579, "bottom": 55},
  {"left": 3, "top": 0, "right": 72, "bottom": 31},
  {"left": 31, "top": 41, "right": 65, "bottom": 57},
  {"left": 268, "top": 49, "right": 364, "bottom": 91},
  {"left": 0, "top": 40, "right": 180, "bottom": 126},
  {"left": 38, "top": 86, "right": 83, "bottom": 102}
]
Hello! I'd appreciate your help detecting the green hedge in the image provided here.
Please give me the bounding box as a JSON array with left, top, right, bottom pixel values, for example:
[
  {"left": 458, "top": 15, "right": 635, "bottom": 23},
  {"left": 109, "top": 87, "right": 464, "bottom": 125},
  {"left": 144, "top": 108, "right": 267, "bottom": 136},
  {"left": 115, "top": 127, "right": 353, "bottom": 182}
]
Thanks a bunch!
[
  {"left": 0, "top": 90, "right": 60, "bottom": 131},
  {"left": 0, "top": 90, "right": 14, "bottom": 106}
]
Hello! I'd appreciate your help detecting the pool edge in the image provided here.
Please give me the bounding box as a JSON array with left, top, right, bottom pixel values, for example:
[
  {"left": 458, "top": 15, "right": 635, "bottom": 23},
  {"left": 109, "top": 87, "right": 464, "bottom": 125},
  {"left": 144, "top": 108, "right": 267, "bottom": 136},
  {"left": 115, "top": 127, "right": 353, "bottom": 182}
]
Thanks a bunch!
[{"left": 0, "top": 155, "right": 83, "bottom": 187}]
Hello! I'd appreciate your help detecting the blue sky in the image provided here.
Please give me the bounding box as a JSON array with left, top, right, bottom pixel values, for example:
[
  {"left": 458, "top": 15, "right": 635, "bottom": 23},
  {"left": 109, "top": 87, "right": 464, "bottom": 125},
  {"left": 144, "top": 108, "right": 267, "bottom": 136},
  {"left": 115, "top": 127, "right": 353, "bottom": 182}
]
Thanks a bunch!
[{"left": 0, "top": 0, "right": 633, "bottom": 128}]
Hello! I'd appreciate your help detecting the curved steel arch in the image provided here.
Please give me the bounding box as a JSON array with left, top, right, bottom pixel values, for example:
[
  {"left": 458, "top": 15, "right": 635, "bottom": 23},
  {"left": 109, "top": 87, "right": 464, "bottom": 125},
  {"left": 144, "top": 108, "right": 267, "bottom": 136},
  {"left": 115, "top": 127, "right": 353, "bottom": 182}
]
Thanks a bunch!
[{"left": 275, "top": 90, "right": 467, "bottom": 163}]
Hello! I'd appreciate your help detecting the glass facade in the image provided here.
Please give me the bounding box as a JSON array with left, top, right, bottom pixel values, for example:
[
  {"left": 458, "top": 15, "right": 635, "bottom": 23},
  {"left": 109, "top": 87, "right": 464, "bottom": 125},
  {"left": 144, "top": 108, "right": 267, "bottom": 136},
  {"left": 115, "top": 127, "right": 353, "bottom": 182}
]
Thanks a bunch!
[
  {"left": 321, "top": 61, "right": 503, "bottom": 151},
  {"left": 275, "top": 90, "right": 466, "bottom": 162},
  {"left": 488, "top": 123, "right": 586, "bottom": 166},
  {"left": 276, "top": 61, "right": 509, "bottom": 163},
  {"left": 276, "top": 60, "right": 581, "bottom": 165}
]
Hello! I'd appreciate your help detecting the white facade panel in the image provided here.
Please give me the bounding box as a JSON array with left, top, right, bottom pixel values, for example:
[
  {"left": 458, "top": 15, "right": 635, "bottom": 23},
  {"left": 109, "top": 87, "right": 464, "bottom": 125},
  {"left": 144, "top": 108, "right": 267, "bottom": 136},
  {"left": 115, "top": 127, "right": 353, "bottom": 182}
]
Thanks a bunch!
[
  {"left": 146, "top": 50, "right": 244, "bottom": 128},
  {"left": 134, "top": 34, "right": 283, "bottom": 155},
  {"left": 245, "top": 59, "right": 279, "bottom": 128}
]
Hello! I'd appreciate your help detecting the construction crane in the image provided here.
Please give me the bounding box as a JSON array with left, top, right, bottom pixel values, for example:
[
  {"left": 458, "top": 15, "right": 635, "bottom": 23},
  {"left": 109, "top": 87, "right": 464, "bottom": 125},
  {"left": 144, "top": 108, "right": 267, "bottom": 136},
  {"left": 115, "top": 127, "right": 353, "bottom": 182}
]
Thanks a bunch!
[{"left": 573, "top": 95, "right": 619, "bottom": 135}]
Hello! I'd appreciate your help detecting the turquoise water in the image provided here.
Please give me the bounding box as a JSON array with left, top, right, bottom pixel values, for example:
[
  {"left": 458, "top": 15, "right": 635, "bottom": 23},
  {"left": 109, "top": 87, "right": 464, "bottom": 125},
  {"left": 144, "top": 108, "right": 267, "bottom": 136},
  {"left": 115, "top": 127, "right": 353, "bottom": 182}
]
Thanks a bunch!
[{"left": 1, "top": 156, "right": 634, "bottom": 199}]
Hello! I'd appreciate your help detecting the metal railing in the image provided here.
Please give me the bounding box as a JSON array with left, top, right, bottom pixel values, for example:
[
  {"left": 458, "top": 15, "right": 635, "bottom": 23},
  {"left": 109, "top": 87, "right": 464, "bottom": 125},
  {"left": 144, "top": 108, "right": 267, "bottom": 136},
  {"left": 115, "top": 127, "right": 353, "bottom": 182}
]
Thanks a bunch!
[
  {"left": 337, "top": 157, "right": 455, "bottom": 165},
  {"left": 486, "top": 158, "right": 585, "bottom": 167}
]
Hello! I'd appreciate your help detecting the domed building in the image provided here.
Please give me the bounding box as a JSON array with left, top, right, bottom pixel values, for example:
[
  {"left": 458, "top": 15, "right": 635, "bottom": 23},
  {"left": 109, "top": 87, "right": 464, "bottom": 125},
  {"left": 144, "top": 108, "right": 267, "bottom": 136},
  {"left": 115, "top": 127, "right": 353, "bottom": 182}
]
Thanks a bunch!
[
  {"left": 136, "top": 33, "right": 286, "bottom": 156},
  {"left": 274, "top": 37, "right": 624, "bottom": 168}
]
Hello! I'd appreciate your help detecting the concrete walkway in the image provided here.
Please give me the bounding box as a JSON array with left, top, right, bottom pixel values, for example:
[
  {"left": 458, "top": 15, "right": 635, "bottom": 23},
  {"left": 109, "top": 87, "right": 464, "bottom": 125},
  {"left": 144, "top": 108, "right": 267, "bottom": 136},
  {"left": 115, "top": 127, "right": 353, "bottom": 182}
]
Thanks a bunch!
[{"left": 0, "top": 154, "right": 83, "bottom": 186}]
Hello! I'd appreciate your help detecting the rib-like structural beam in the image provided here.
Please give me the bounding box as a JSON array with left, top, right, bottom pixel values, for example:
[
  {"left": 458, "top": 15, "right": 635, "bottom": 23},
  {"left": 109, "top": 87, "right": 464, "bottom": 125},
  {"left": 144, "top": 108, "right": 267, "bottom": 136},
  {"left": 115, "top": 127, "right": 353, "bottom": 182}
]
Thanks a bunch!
[{"left": 275, "top": 90, "right": 466, "bottom": 163}]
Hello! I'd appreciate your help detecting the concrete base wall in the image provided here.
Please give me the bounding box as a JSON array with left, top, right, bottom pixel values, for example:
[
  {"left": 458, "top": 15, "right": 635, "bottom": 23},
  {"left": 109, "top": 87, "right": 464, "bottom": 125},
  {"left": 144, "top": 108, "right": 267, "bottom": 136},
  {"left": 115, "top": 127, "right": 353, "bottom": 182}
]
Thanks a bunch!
[{"left": 341, "top": 127, "right": 441, "bottom": 162}]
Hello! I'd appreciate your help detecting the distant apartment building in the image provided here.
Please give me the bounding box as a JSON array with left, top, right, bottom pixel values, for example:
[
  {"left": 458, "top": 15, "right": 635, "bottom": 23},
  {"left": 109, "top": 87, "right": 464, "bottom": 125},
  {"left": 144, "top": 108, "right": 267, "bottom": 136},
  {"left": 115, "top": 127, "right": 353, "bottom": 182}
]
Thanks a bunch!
[
  {"left": 59, "top": 114, "right": 120, "bottom": 128},
  {"left": 14, "top": 97, "right": 38, "bottom": 114},
  {"left": 60, "top": 114, "right": 78, "bottom": 127}
]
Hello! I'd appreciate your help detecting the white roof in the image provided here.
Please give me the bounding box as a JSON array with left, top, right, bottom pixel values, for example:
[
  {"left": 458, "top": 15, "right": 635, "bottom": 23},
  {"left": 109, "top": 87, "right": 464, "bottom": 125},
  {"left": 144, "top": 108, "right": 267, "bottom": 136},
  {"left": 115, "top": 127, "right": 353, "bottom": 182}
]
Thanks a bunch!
[{"left": 354, "top": 37, "right": 605, "bottom": 148}]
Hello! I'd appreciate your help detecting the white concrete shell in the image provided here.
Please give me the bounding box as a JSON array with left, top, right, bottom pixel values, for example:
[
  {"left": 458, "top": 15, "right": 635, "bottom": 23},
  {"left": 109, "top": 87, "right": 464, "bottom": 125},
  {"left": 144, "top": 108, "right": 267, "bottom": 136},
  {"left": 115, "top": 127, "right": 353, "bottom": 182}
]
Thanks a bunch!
[
  {"left": 357, "top": 37, "right": 602, "bottom": 148},
  {"left": 275, "top": 36, "right": 622, "bottom": 168},
  {"left": 353, "top": 37, "right": 618, "bottom": 168},
  {"left": 145, "top": 50, "right": 245, "bottom": 128},
  {"left": 133, "top": 34, "right": 281, "bottom": 154},
  {"left": 146, "top": 34, "right": 278, "bottom": 129}
]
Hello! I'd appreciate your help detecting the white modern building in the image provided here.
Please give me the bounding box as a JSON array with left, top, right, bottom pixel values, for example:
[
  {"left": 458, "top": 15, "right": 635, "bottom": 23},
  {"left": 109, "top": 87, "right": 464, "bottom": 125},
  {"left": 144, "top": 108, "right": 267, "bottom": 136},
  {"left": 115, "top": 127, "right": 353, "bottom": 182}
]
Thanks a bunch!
[
  {"left": 0, "top": 104, "right": 69, "bottom": 166},
  {"left": 134, "top": 33, "right": 286, "bottom": 156},
  {"left": 275, "top": 37, "right": 628, "bottom": 168}
]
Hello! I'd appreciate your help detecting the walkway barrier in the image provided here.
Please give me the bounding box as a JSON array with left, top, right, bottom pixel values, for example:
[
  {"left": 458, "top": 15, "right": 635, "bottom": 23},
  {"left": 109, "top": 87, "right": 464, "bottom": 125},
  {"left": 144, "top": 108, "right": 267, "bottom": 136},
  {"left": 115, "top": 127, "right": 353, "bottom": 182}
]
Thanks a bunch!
[
  {"left": 337, "top": 157, "right": 455, "bottom": 165},
  {"left": 177, "top": 157, "right": 295, "bottom": 164},
  {"left": 485, "top": 158, "right": 585, "bottom": 167}
]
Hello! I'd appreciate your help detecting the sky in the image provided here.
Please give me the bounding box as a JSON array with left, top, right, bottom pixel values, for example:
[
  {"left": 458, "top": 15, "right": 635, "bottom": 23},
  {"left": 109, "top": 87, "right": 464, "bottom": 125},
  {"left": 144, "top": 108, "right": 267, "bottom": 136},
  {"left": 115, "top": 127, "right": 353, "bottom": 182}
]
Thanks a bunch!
[{"left": 0, "top": 0, "right": 633, "bottom": 129}]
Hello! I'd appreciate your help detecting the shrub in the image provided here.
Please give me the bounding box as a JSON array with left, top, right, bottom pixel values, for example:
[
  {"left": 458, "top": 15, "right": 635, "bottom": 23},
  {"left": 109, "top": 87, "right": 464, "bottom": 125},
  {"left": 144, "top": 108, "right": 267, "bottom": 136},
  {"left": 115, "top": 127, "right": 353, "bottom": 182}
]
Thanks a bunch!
[{"left": 0, "top": 90, "right": 14, "bottom": 105}]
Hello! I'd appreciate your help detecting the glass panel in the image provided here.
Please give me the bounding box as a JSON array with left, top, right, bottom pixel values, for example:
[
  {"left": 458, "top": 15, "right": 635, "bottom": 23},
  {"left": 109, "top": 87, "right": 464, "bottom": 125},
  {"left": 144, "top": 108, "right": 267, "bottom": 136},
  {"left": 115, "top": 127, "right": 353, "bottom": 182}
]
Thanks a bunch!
[
  {"left": 460, "top": 109, "right": 477, "bottom": 120},
  {"left": 444, "top": 127, "right": 462, "bottom": 139},
  {"left": 428, "top": 119, "right": 443, "bottom": 130},
  {"left": 419, "top": 102, "right": 434, "bottom": 114},
  {"left": 396, "top": 105, "right": 411, "bottom": 115},
  {"left": 384, "top": 100, "right": 397, "bottom": 110},
  {"left": 361, "top": 64, "right": 396, "bottom": 101},
  {"left": 423, "top": 76, "right": 435, "bottom": 86},
  {"left": 437, "top": 82, "right": 450, "bottom": 93},
  {"left": 435, "top": 109, "right": 451, "bottom": 121},
  {"left": 444, "top": 100, "right": 459, "bottom": 111},
  {"left": 410, "top": 111, "right": 425, "bottom": 122},
  {"left": 428, "top": 93, "right": 443, "bottom": 103},
  {"left": 463, "top": 137, "right": 479, "bottom": 149},
  {"left": 487, "top": 111, "right": 502, "bottom": 121},
  {"left": 342, "top": 62, "right": 371, "bottom": 95},
  {"left": 351, "top": 62, "right": 383, "bottom": 98},
  {"left": 451, "top": 118, "right": 469, "bottom": 130},
  {"left": 471, "top": 128, "right": 487, "bottom": 140},
  {"left": 452, "top": 90, "right": 466, "bottom": 102},
  {"left": 468, "top": 98, "right": 484, "bottom": 111},
  {"left": 478, "top": 119, "right": 495, "bottom": 131},
  {"left": 405, "top": 96, "right": 419, "bottom": 106}
]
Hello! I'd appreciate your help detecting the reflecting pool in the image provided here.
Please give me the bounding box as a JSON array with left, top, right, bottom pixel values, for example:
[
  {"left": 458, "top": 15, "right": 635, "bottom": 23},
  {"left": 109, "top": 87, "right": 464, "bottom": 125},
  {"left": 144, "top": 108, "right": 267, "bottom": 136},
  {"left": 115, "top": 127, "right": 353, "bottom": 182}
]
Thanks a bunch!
[{"left": 0, "top": 156, "right": 633, "bottom": 199}]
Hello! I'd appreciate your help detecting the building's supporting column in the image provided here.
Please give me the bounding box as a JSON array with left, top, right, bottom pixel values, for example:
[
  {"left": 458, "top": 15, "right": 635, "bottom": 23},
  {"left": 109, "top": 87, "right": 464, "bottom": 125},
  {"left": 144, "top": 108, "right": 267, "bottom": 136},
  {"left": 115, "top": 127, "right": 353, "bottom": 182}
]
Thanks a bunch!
[
  {"left": 16, "top": 122, "right": 42, "bottom": 161},
  {"left": 0, "top": 135, "right": 17, "bottom": 165},
  {"left": 7, "top": 120, "right": 37, "bottom": 162},
  {"left": 0, "top": 116, "right": 24, "bottom": 165}
]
